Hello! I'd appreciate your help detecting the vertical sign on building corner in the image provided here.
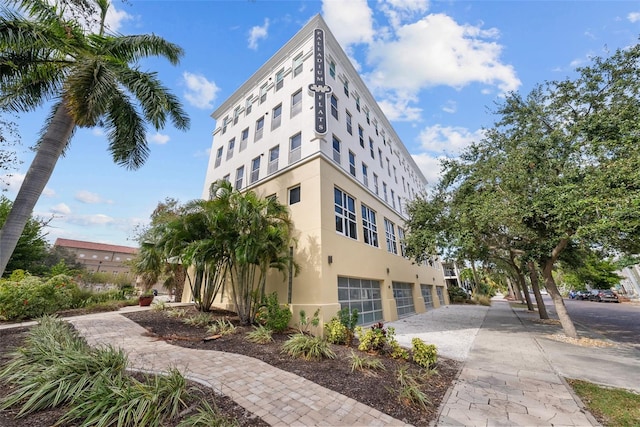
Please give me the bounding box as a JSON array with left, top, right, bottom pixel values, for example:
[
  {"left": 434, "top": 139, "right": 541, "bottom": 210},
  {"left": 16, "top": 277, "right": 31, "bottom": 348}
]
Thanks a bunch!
[{"left": 309, "top": 28, "right": 332, "bottom": 135}]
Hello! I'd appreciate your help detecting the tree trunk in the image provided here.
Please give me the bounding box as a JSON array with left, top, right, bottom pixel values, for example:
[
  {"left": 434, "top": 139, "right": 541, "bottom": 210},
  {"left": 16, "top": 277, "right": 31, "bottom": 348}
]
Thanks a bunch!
[
  {"left": 528, "top": 261, "right": 549, "bottom": 319},
  {"left": 509, "top": 250, "right": 533, "bottom": 311},
  {"left": 173, "top": 264, "right": 186, "bottom": 303},
  {"left": 470, "top": 261, "right": 480, "bottom": 292},
  {"left": 0, "top": 103, "right": 74, "bottom": 276},
  {"left": 540, "top": 238, "right": 578, "bottom": 338}
]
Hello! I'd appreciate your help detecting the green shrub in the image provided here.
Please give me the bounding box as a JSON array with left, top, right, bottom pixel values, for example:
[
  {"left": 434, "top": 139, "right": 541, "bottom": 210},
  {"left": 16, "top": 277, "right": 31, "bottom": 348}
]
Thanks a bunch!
[
  {"left": 183, "top": 312, "right": 213, "bottom": 327},
  {"left": 473, "top": 294, "right": 492, "bottom": 306},
  {"left": 448, "top": 286, "right": 469, "bottom": 304},
  {"left": 165, "top": 308, "right": 188, "bottom": 319},
  {"left": 411, "top": 338, "right": 437, "bottom": 369},
  {"left": 356, "top": 322, "right": 387, "bottom": 353},
  {"left": 255, "top": 292, "right": 291, "bottom": 332},
  {"left": 281, "top": 333, "right": 336, "bottom": 361},
  {"left": 0, "top": 274, "right": 80, "bottom": 321},
  {"left": 324, "top": 318, "right": 348, "bottom": 344},
  {"left": 337, "top": 307, "right": 358, "bottom": 346},
  {"left": 296, "top": 308, "right": 320, "bottom": 334},
  {"left": 348, "top": 350, "right": 385, "bottom": 373},
  {"left": 207, "top": 319, "right": 237, "bottom": 336},
  {"left": 245, "top": 325, "right": 274, "bottom": 344},
  {"left": 394, "top": 365, "right": 431, "bottom": 409}
]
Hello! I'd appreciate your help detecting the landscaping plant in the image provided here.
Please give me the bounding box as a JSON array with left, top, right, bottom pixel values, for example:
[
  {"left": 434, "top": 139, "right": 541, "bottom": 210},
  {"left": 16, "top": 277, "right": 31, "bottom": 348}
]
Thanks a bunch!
[
  {"left": 281, "top": 334, "right": 336, "bottom": 361},
  {"left": 255, "top": 292, "right": 291, "bottom": 332},
  {"left": 411, "top": 338, "right": 438, "bottom": 369},
  {"left": 245, "top": 325, "right": 274, "bottom": 344}
]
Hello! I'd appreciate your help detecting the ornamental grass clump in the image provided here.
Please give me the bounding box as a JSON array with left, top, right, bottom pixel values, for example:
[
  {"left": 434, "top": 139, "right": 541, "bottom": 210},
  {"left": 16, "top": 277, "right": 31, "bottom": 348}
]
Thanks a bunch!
[
  {"left": 348, "top": 350, "right": 385, "bottom": 374},
  {"left": 393, "top": 365, "right": 431, "bottom": 409},
  {"left": 182, "top": 312, "right": 214, "bottom": 327},
  {"left": 245, "top": 325, "right": 274, "bottom": 344},
  {"left": 207, "top": 319, "right": 237, "bottom": 336},
  {"left": 281, "top": 333, "right": 336, "bottom": 361}
]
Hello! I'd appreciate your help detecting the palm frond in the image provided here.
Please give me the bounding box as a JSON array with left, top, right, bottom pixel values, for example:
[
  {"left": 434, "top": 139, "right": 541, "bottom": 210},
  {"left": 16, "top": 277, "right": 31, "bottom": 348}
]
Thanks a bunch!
[{"left": 103, "top": 90, "right": 148, "bottom": 169}]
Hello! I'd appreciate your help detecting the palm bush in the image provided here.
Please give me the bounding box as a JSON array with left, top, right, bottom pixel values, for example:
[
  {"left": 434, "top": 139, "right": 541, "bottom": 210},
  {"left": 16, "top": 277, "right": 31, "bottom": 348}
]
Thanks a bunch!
[{"left": 281, "top": 333, "right": 336, "bottom": 361}]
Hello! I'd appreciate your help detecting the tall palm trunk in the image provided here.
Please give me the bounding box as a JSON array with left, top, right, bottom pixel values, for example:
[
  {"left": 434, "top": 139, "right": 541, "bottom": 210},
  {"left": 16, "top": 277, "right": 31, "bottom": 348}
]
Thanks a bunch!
[{"left": 0, "top": 103, "right": 74, "bottom": 276}]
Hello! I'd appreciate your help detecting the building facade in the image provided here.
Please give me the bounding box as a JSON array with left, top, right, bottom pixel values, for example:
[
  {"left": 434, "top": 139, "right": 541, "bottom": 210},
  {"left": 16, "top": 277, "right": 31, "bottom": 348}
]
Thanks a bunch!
[
  {"left": 54, "top": 238, "right": 137, "bottom": 277},
  {"left": 189, "top": 15, "right": 448, "bottom": 325}
]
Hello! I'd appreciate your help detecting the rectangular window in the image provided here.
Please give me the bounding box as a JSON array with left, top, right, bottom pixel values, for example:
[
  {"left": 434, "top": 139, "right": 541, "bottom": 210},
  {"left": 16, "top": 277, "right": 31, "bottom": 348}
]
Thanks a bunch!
[
  {"left": 291, "top": 89, "right": 302, "bottom": 117},
  {"left": 222, "top": 116, "right": 229, "bottom": 134},
  {"left": 386, "top": 158, "right": 391, "bottom": 176},
  {"left": 223, "top": 174, "right": 230, "bottom": 183},
  {"left": 271, "top": 104, "right": 282, "bottom": 130},
  {"left": 391, "top": 189, "right": 396, "bottom": 209},
  {"left": 268, "top": 145, "right": 279, "bottom": 175},
  {"left": 233, "top": 107, "right": 240, "bottom": 125},
  {"left": 365, "top": 108, "right": 370, "bottom": 124},
  {"left": 385, "top": 218, "right": 397, "bottom": 254},
  {"left": 358, "top": 126, "right": 364, "bottom": 147},
  {"left": 330, "top": 95, "right": 338, "bottom": 119},
  {"left": 346, "top": 111, "right": 352, "bottom": 134},
  {"left": 329, "top": 60, "right": 336, "bottom": 78},
  {"left": 235, "top": 166, "right": 244, "bottom": 190},
  {"left": 289, "top": 185, "right": 301, "bottom": 205},
  {"left": 374, "top": 120, "right": 379, "bottom": 136},
  {"left": 255, "top": 117, "right": 264, "bottom": 141},
  {"left": 397, "top": 196, "right": 403, "bottom": 214},
  {"left": 343, "top": 79, "right": 349, "bottom": 97},
  {"left": 361, "top": 204, "right": 378, "bottom": 247},
  {"left": 335, "top": 187, "right": 357, "bottom": 239},
  {"left": 332, "top": 135, "right": 341, "bottom": 164},
  {"left": 393, "top": 166, "right": 398, "bottom": 183},
  {"left": 293, "top": 53, "right": 303, "bottom": 77},
  {"left": 259, "top": 83, "right": 268, "bottom": 104},
  {"left": 383, "top": 182, "right": 388, "bottom": 202},
  {"left": 348, "top": 151, "right": 356, "bottom": 177},
  {"left": 250, "top": 156, "right": 260, "bottom": 183},
  {"left": 398, "top": 227, "right": 406, "bottom": 257},
  {"left": 245, "top": 97, "right": 252, "bottom": 115},
  {"left": 226, "top": 138, "right": 235, "bottom": 160},
  {"left": 287, "top": 132, "right": 301, "bottom": 164},
  {"left": 275, "top": 68, "right": 285, "bottom": 91},
  {"left": 362, "top": 163, "right": 368, "bottom": 187},
  {"left": 373, "top": 173, "right": 379, "bottom": 195},
  {"left": 240, "top": 127, "right": 249, "bottom": 151},
  {"left": 378, "top": 149, "right": 383, "bottom": 168},
  {"left": 369, "top": 139, "right": 375, "bottom": 159},
  {"left": 214, "top": 146, "right": 223, "bottom": 168},
  {"left": 355, "top": 95, "right": 361, "bottom": 112}
]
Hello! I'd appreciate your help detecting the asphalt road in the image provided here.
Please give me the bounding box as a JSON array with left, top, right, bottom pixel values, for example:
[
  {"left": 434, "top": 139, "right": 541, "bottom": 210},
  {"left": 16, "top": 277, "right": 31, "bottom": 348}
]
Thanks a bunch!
[{"left": 548, "top": 295, "right": 640, "bottom": 348}]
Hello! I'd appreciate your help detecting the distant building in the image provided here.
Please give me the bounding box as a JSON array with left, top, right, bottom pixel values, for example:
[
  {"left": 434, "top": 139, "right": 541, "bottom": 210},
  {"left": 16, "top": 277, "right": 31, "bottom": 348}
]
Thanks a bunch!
[
  {"left": 53, "top": 238, "right": 137, "bottom": 277},
  {"left": 617, "top": 264, "right": 640, "bottom": 300},
  {"left": 191, "top": 15, "right": 448, "bottom": 326}
]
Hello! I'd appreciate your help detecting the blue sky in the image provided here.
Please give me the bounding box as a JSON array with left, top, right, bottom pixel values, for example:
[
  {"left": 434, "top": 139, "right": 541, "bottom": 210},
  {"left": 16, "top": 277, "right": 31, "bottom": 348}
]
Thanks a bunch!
[{"left": 2, "top": 0, "right": 640, "bottom": 248}]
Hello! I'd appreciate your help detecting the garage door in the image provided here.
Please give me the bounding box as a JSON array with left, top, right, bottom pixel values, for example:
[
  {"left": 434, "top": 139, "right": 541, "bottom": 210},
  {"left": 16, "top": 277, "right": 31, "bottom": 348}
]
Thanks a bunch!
[
  {"left": 392, "top": 282, "right": 415, "bottom": 318},
  {"left": 436, "top": 286, "right": 446, "bottom": 306},
  {"left": 421, "top": 284, "right": 434, "bottom": 309},
  {"left": 338, "top": 277, "right": 383, "bottom": 325}
]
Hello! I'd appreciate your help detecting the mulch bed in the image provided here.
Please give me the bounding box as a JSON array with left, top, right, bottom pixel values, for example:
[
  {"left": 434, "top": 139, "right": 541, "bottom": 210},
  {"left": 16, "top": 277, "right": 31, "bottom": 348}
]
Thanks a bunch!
[{"left": 0, "top": 306, "right": 461, "bottom": 426}]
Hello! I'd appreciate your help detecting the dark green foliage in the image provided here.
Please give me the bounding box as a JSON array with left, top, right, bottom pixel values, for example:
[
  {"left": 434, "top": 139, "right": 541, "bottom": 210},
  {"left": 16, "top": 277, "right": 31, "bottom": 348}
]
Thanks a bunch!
[
  {"left": 281, "top": 333, "right": 336, "bottom": 361},
  {"left": 256, "top": 292, "right": 291, "bottom": 332},
  {"left": 411, "top": 338, "right": 437, "bottom": 369},
  {"left": 447, "top": 286, "right": 469, "bottom": 304}
]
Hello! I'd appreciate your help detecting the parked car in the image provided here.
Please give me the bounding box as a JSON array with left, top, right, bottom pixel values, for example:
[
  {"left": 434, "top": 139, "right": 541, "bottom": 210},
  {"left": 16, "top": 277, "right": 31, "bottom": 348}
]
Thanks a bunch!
[
  {"left": 573, "top": 290, "right": 591, "bottom": 300},
  {"left": 588, "top": 289, "right": 619, "bottom": 303}
]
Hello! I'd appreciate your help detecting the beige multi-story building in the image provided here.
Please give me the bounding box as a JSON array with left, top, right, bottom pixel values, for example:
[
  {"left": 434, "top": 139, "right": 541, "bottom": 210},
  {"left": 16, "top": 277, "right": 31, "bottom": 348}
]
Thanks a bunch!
[
  {"left": 54, "top": 238, "right": 137, "bottom": 276},
  {"left": 188, "top": 15, "right": 448, "bottom": 325}
]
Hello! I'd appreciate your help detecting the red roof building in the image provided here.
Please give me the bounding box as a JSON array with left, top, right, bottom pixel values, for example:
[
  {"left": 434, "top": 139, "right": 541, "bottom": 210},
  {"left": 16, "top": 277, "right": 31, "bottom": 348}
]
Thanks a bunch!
[{"left": 54, "top": 238, "right": 138, "bottom": 276}]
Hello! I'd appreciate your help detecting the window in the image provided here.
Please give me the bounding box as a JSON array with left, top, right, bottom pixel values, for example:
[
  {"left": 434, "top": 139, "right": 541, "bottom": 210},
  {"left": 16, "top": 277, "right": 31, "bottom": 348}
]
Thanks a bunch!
[
  {"left": 330, "top": 95, "right": 338, "bottom": 119},
  {"left": 384, "top": 218, "right": 397, "bottom": 254},
  {"left": 346, "top": 111, "right": 352, "bottom": 134},
  {"left": 226, "top": 138, "right": 235, "bottom": 160},
  {"left": 373, "top": 173, "right": 379, "bottom": 195},
  {"left": 245, "top": 97, "right": 252, "bottom": 115},
  {"left": 271, "top": 104, "right": 282, "bottom": 130},
  {"left": 250, "top": 156, "right": 260, "bottom": 183},
  {"left": 275, "top": 68, "right": 285, "bottom": 91},
  {"left": 383, "top": 182, "right": 388, "bottom": 202},
  {"left": 398, "top": 196, "right": 403, "bottom": 214},
  {"left": 391, "top": 189, "right": 396, "bottom": 209},
  {"left": 355, "top": 95, "right": 361, "bottom": 112},
  {"left": 374, "top": 120, "right": 379, "bottom": 136},
  {"left": 362, "top": 163, "right": 369, "bottom": 187},
  {"left": 293, "top": 53, "right": 303, "bottom": 77},
  {"left": 378, "top": 149, "right": 383, "bottom": 168},
  {"left": 291, "top": 89, "right": 302, "bottom": 117},
  {"left": 348, "top": 151, "right": 356, "bottom": 177},
  {"left": 255, "top": 117, "right": 264, "bottom": 141},
  {"left": 235, "top": 166, "right": 244, "bottom": 190},
  {"left": 332, "top": 135, "right": 341, "bottom": 164},
  {"left": 222, "top": 116, "right": 229, "bottom": 134},
  {"left": 361, "top": 204, "right": 378, "bottom": 247},
  {"left": 233, "top": 107, "right": 240, "bottom": 125},
  {"left": 214, "top": 146, "right": 223, "bottom": 168},
  {"left": 369, "top": 139, "right": 375, "bottom": 159},
  {"left": 343, "top": 79, "right": 349, "bottom": 97},
  {"left": 289, "top": 132, "right": 302, "bottom": 163},
  {"left": 289, "top": 186, "right": 301, "bottom": 205},
  {"left": 398, "top": 227, "right": 407, "bottom": 257},
  {"left": 402, "top": 176, "right": 406, "bottom": 192},
  {"left": 259, "top": 83, "right": 268, "bottom": 104},
  {"left": 358, "top": 126, "right": 364, "bottom": 147},
  {"left": 240, "top": 127, "right": 249, "bottom": 151},
  {"left": 365, "top": 108, "right": 370, "bottom": 124},
  {"left": 268, "top": 145, "right": 279, "bottom": 175},
  {"left": 393, "top": 166, "right": 398, "bottom": 183},
  {"left": 335, "top": 187, "right": 357, "bottom": 239},
  {"left": 222, "top": 174, "right": 230, "bottom": 182},
  {"left": 386, "top": 158, "right": 391, "bottom": 176},
  {"left": 329, "top": 60, "right": 336, "bottom": 79}
]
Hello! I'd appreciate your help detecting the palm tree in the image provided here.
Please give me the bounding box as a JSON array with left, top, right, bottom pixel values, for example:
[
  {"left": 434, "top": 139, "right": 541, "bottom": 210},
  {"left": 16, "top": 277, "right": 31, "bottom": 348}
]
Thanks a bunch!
[{"left": 0, "top": 0, "right": 189, "bottom": 276}]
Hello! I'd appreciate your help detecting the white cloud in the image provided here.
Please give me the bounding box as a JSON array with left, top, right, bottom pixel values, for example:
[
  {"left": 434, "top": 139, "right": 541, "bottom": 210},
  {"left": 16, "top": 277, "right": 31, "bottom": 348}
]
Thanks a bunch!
[
  {"left": 75, "top": 190, "right": 103, "bottom": 204},
  {"left": 149, "top": 132, "right": 170, "bottom": 145},
  {"left": 50, "top": 203, "right": 71, "bottom": 215},
  {"left": 92, "top": 128, "right": 104, "bottom": 137},
  {"left": 377, "top": 93, "right": 422, "bottom": 121},
  {"left": 418, "top": 124, "right": 484, "bottom": 156},
  {"left": 248, "top": 18, "right": 270, "bottom": 50},
  {"left": 379, "top": 0, "right": 430, "bottom": 29},
  {"left": 411, "top": 153, "right": 444, "bottom": 188},
  {"left": 367, "top": 14, "right": 520, "bottom": 94},
  {"left": 182, "top": 72, "right": 219, "bottom": 109},
  {"left": 1, "top": 173, "right": 55, "bottom": 197},
  {"left": 68, "top": 214, "right": 115, "bottom": 226},
  {"left": 628, "top": 12, "right": 640, "bottom": 23},
  {"left": 323, "top": 0, "right": 375, "bottom": 46},
  {"left": 442, "top": 100, "right": 457, "bottom": 114},
  {"left": 104, "top": 4, "right": 132, "bottom": 32}
]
